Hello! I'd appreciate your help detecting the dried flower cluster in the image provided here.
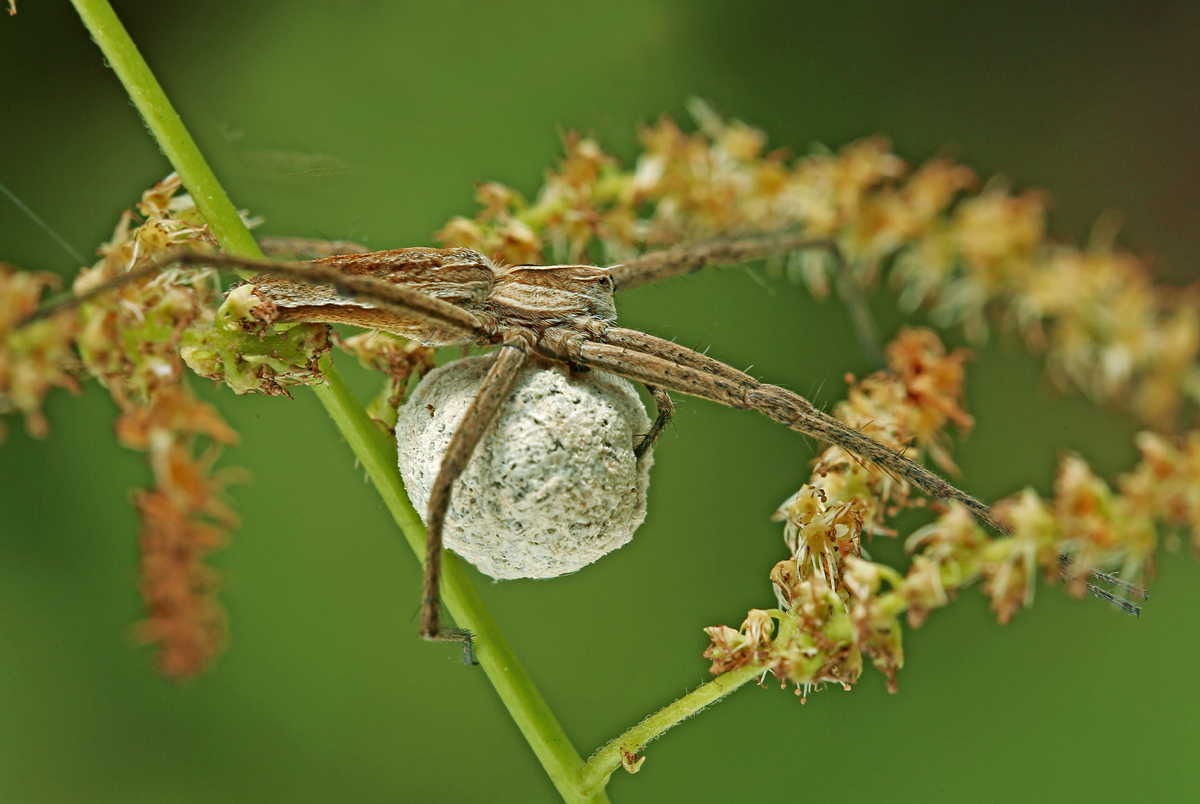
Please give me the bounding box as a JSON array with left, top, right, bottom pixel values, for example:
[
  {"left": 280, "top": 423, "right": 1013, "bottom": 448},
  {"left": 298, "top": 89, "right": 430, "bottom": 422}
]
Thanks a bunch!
[
  {"left": 1, "top": 176, "right": 444, "bottom": 675},
  {"left": 1, "top": 175, "right": 338, "bottom": 677},
  {"left": 71, "top": 176, "right": 221, "bottom": 404},
  {"left": 4, "top": 108, "right": 1196, "bottom": 688},
  {"left": 427, "top": 105, "right": 1196, "bottom": 696},
  {"left": 180, "top": 279, "right": 331, "bottom": 397},
  {"left": 437, "top": 100, "right": 1199, "bottom": 431},
  {"left": 335, "top": 330, "right": 435, "bottom": 430},
  {"left": 703, "top": 326, "right": 1187, "bottom": 699},
  {"left": 116, "top": 386, "right": 243, "bottom": 678},
  {"left": 701, "top": 329, "right": 969, "bottom": 697},
  {"left": 0, "top": 265, "right": 78, "bottom": 440},
  {"left": 68, "top": 176, "right": 246, "bottom": 677}
]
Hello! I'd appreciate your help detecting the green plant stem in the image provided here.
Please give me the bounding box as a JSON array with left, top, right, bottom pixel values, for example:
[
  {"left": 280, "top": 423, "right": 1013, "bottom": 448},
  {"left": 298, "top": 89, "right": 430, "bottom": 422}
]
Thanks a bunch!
[
  {"left": 69, "top": 0, "right": 261, "bottom": 259},
  {"left": 311, "top": 367, "right": 603, "bottom": 803},
  {"left": 70, "top": 2, "right": 602, "bottom": 801},
  {"left": 580, "top": 662, "right": 765, "bottom": 792}
]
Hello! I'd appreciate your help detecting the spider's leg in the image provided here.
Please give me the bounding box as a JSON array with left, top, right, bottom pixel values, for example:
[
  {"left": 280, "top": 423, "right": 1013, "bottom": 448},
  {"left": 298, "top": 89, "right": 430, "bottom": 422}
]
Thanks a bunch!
[
  {"left": 571, "top": 333, "right": 1008, "bottom": 536},
  {"left": 603, "top": 328, "right": 761, "bottom": 384},
  {"left": 635, "top": 384, "right": 673, "bottom": 460},
  {"left": 181, "top": 251, "right": 490, "bottom": 339},
  {"left": 420, "top": 344, "right": 527, "bottom": 659},
  {"left": 610, "top": 235, "right": 884, "bottom": 366},
  {"left": 257, "top": 236, "right": 370, "bottom": 259},
  {"left": 25, "top": 250, "right": 491, "bottom": 344},
  {"left": 1058, "top": 553, "right": 1147, "bottom": 615},
  {"left": 608, "top": 233, "right": 835, "bottom": 292}
]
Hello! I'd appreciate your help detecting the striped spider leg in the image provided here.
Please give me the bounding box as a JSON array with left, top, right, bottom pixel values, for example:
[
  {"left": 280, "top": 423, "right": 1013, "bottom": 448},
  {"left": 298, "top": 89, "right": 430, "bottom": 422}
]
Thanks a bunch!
[
  {"left": 152, "top": 245, "right": 1011, "bottom": 651},
  {"left": 42, "top": 238, "right": 1137, "bottom": 655},
  {"left": 607, "top": 234, "right": 1144, "bottom": 613}
]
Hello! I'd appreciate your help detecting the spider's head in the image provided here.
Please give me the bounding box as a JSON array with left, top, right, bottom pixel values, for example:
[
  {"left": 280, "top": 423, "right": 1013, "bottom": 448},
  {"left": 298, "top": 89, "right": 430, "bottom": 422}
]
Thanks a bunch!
[{"left": 487, "top": 264, "right": 617, "bottom": 329}]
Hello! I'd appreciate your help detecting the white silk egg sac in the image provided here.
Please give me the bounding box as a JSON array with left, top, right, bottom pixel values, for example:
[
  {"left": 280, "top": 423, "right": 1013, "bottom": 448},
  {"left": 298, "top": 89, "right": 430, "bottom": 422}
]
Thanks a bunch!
[{"left": 396, "top": 354, "right": 653, "bottom": 580}]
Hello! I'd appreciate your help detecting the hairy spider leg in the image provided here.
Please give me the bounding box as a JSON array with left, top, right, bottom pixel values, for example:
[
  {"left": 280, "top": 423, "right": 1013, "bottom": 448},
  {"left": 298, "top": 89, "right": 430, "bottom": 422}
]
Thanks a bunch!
[
  {"left": 173, "top": 251, "right": 490, "bottom": 340},
  {"left": 166, "top": 251, "right": 505, "bottom": 653},
  {"left": 610, "top": 233, "right": 883, "bottom": 367},
  {"left": 420, "top": 343, "right": 526, "bottom": 655},
  {"left": 24, "top": 239, "right": 1142, "bottom": 624},
  {"left": 562, "top": 332, "right": 1009, "bottom": 535},
  {"left": 607, "top": 233, "right": 836, "bottom": 291},
  {"left": 636, "top": 385, "right": 674, "bottom": 460}
]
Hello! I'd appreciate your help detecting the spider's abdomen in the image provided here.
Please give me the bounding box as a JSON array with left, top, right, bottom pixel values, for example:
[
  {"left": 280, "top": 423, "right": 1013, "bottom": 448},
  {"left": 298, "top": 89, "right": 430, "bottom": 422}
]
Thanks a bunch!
[
  {"left": 244, "top": 247, "right": 496, "bottom": 344},
  {"left": 317, "top": 247, "right": 496, "bottom": 308}
]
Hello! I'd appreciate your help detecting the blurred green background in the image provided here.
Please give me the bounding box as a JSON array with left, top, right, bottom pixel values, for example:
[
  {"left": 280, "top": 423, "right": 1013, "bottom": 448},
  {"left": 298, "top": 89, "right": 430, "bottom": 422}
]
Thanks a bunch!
[{"left": 2, "top": 2, "right": 1199, "bottom": 801}]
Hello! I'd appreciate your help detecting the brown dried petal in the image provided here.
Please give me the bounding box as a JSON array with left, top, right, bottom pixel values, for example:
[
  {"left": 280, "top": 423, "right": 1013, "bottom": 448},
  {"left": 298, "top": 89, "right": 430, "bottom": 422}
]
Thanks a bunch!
[{"left": 0, "top": 266, "right": 80, "bottom": 439}]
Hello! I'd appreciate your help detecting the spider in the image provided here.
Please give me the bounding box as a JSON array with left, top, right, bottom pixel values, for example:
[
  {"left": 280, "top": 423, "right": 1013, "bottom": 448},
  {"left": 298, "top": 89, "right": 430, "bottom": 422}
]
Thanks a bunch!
[{"left": 44, "top": 233, "right": 1138, "bottom": 651}]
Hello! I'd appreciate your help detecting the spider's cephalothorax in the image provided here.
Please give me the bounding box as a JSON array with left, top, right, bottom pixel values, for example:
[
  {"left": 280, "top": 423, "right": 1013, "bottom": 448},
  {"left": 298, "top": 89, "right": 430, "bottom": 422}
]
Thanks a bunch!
[{"left": 482, "top": 264, "right": 617, "bottom": 335}]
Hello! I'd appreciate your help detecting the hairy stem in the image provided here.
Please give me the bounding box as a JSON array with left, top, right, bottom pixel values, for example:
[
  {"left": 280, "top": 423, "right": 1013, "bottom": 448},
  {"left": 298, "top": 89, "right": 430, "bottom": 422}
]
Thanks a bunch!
[
  {"left": 580, "top": 662, "right": 766, "bottom": 792},
  {"left": 70, "top": 2, "right": 601, "bottom": 801}
]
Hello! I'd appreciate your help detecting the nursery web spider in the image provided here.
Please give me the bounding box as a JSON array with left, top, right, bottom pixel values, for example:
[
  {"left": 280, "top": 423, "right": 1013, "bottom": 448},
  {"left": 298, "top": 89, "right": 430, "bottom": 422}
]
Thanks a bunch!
[{"left": 122, "top": 233, "right": 1013, "bottom": 650}]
